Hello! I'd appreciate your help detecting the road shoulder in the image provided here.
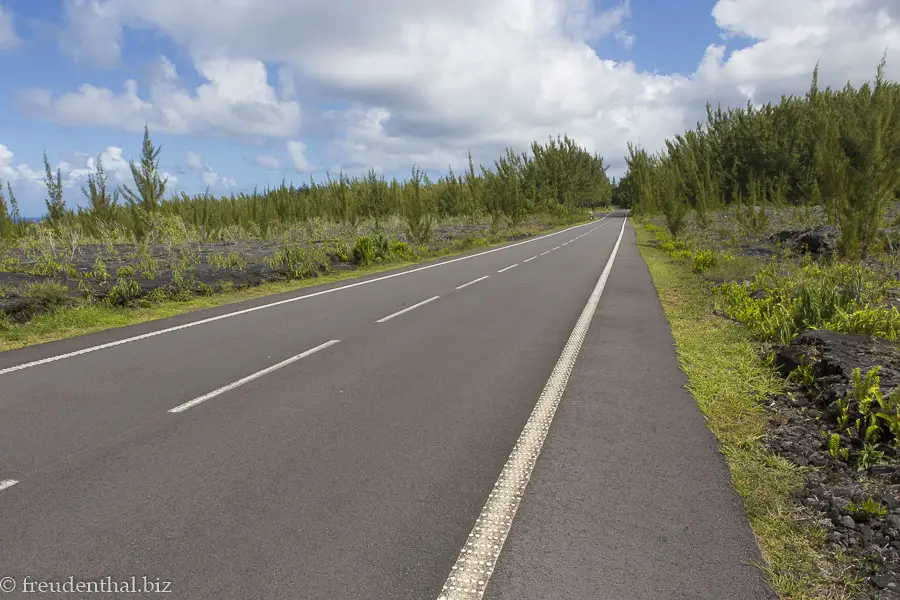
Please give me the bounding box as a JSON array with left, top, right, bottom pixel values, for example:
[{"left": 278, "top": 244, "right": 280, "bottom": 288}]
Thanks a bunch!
[{"left": 483, "top": 220, "right": 775, "bottom": 600}]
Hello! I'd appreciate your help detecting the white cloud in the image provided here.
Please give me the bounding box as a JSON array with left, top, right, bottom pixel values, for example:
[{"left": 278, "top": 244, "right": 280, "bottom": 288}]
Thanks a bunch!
[
  {"left": 253, "top": 154, "right": 282, "bottom": 170},
  {"left": 19, "top": 55, "right": 303, "bottom": 141},
  {"left": 26, "top": 0, "right": 900, "bottom": 178},
  {"left": 182, "top": 150, "right": 235, "bottom": 188},
  {"left": 0, "top": 5, "right": 19, "bottom": 50},
  {"left": 200, "top": 170, "right": 236, "bottom": 188},
  {"left": 186, "top": 150, "right": 204, "bottom": 170},
  {"left": 614, "top": 29, "right": 635, "bottom": 49},
  {"left": 0, "top": 144, "right": 44, "bottom": 186},
  {"left": 286, "top": 140, "right": 314, "bottom": 173},
  {"left": 58, "top": 0, "right": 123, "bottom": 67}
]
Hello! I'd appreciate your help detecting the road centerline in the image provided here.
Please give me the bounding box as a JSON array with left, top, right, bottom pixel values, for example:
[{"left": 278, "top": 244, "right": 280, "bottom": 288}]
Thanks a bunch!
[
  {"left": 168, "top": 340, "right": 341, "bottom": 413},
  {"left": 522, "top": 257, "right": 536, "bottom": 263},
  {"left": 376, "top": 296, "right": 441, "bottom": 323},
  {"left": 456, "top": 276, "right": 491, "bottom": 290},
  {"left": 497, "top": 264, "right": 518, "bottom": 273},
  {"left": 436, "top": 217, "right": 629, "bottom": 600}
]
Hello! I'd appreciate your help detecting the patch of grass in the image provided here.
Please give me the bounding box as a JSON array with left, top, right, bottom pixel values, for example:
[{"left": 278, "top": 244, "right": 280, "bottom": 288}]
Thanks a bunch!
[
  {"left": 636, "top": 222, "right": 861, "bottom": 599},
  {"left": 0, "top": 220, "right": 587, "bottom": 352},
  {"left": 705, "top": 254, "right": 766, "bottom": 283},
  {"left": 645, "top": 223, "right": 900, "bottom": 346},
  {"left": 22, "top": 281, "right": 71, "bottom": 307}
]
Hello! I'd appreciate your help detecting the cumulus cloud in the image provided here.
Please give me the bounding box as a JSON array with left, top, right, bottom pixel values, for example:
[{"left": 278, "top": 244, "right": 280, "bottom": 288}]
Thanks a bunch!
[
  {"left": 18, "top": 55, "right": 302, "bottom": 141},
  {"left": 200, "top": 170, "right": 236, "bottom": 188},
  {"left": 183, "top": 150, "right": 235, "bottom": 188},
  {"left": 286, "top": 141, "right": 314, "bottom": 173},
  {"left": 58, "top": 0, "right": 122, "bottom": 67},
  {"left": 186, "top": 150, "right": 204, "bottom": 171},
  {"left": 0, "top": 144, "right": 43, "bottom": 186},
  {"left": 253, "top": 155, "right": 282, "bottom": 171},
  {"left": 30, "top": 0, "right": 900, "bottom": 178},
  {"left": 0, "top": 5, "right": 19, "bottom": 50}
]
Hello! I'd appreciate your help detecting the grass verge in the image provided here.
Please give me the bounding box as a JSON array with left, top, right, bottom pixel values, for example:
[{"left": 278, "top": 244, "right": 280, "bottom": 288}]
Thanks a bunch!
[
  {"left": 635, "top": 222, "right": 862, "bottom": 599},
  {"left": 0, "top": 220, "right": 589, "bottom": 353}
]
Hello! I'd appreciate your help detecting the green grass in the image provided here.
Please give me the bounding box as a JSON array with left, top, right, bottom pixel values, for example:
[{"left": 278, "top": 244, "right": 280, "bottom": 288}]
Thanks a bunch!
[
  {"left": 0, "top": 220, "right": 588, "bottom": 352},
  {"left": 635, "top": 222, "right": 861, "bottom": 599}
]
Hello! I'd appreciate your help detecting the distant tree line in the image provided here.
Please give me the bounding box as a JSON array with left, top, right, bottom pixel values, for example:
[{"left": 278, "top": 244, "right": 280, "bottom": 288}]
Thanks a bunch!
[
  {"left": 614, "top": 58, "right": 900, "bottom": 257},
  {"left": 0, "top": 129, "right": 613, "bottom": 242}
]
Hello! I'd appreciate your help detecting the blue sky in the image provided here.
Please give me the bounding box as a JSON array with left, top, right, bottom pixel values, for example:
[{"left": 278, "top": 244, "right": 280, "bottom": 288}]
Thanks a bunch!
[{"left": 0, "top": 0, "right": 896, "bottom": 217}]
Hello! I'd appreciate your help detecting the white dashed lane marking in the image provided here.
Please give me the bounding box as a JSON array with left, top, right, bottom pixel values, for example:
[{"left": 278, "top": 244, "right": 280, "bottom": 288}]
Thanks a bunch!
[
  {"left": 456, "top": 276, "right": 490, "bottom": 290},
  {"left": 540, "top": 251, "right": 550, "bottom": 256},
  {"left": 168, "top": 340, "right": 341, "bottom": 413},
  {"left": 0, "top": 479, "right": 19, "bottom": 492},
  {"left": 376, "top": 296, "right": 441, "bottom": 323},
  {"left": 497, "top": 264, "right": 518, "bottom": 274},
  {"left": 522, "top": 257, "right": 536, "bottom": 263},
  {"left": 436, "top": 217, "right": 628, "bottom": 600},
  {"left": 0, "top": 218, "right": 608, "bottom": 377}
]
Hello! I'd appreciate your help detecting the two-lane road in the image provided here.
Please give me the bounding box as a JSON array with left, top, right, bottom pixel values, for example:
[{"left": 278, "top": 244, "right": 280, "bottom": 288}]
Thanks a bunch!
[{"left": 0, "top": 213, "right": 773, "bottom": 599}]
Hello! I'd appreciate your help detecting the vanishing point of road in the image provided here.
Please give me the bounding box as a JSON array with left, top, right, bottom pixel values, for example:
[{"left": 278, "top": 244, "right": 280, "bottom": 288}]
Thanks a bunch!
[{"left": 0, "top": 212, "right": 775, "bottom": 599}]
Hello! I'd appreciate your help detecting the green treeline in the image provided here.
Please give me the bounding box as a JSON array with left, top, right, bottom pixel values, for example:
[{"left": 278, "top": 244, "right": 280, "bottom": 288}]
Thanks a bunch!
[
  {"left": 0, "top": 129, "right": 612, "bottom": 243},
  {"left": 615, "top": 59, "right": 900, "bottom": 258}
]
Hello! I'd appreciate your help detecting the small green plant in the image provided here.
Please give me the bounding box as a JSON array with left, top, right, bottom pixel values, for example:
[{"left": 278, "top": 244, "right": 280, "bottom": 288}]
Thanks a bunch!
[
  {"left": 265, "top": 245, "right": 322, "bottom": 279},
  {"left": 846, "top": 498, "right": 888, "bottom": 522},
  {"left": 825, "top": 432, "right": 850, "bottom": 460},
  {"left": 787, "top": 357, "right": 816, "bottom": 387},
  {"left": 208, "top": 251, "right": 248, "bottom": 272},
  {"left": 691, "top": 249, "right": 715, "bottom": 274},
  {"left": 136, "top": 245, "right": 160, "bottom": 279},
  {"left": 351, "top": 234, "right": 386, "bottom": 266},
  {"left": 822, "top": 367, "right": 900, "bottom": 468},
  {"left": 105, "top": 265, "right": 142, "bottom": 307}
]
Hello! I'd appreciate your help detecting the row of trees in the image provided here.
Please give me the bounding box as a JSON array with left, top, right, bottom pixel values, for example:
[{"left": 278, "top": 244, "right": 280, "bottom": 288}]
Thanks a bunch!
[
  {"left": 0, "top": 129, "right": 612, "bottom": 242},
  {"left": 615, "top": 58, "right": 900, "bottom": 257}
]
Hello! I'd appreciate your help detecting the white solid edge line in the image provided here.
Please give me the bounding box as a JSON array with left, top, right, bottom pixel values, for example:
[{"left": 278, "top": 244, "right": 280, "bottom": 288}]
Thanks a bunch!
[
  {"left": 456, "top": 276, "right": 490, "bottom": 290},
  {"left": 497, "top": 264, "right": 518, "bottom": 273},
  {"left": 522, "top": 256, "right": 536, "bottom": 263},
  {"left": 0, "top": 217, "right": 610, "bottom": 377},
  {"left": 436, "top": 217, "right": 628, "bottom": 600},
  {"left": 376, "top": 296, "right": 441, "bottom": 323},
  {"left": 168, "top": 340, "right": 341, "bottom": 413},
  {"left": 0, "top": 479, "right": 20, "bottom": 491}
]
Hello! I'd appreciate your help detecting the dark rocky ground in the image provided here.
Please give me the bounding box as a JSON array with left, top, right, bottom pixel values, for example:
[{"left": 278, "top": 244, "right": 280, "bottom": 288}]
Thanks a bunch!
[
  {"left": 682, "top": 205, "right": 900, "bottom": 598},
  {"left": 0, "top": 220, "right": 551, "bottom": 324},
  {"left": 650, "top": 204, "right": 900, "bottom": 597},
  {"left": 771, "top": 331, "right": 900, "bottom": 599}
]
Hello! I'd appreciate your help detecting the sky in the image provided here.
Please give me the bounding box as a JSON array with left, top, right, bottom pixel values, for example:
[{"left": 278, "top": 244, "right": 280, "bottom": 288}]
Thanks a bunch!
[{"left": 0, "top": 0, "right": 898, "bottom": 217}]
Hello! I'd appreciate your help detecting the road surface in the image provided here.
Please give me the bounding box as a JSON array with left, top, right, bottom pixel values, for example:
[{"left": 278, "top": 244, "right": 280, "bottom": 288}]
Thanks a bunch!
[{"left": 0, "top": 213, "right": 773, "bottom": 599}]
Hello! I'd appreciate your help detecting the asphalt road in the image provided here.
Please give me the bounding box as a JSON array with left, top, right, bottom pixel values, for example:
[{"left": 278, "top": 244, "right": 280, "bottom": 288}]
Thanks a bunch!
[{"left": 0, "top": 212, "right": 772, "bottom": 599}]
